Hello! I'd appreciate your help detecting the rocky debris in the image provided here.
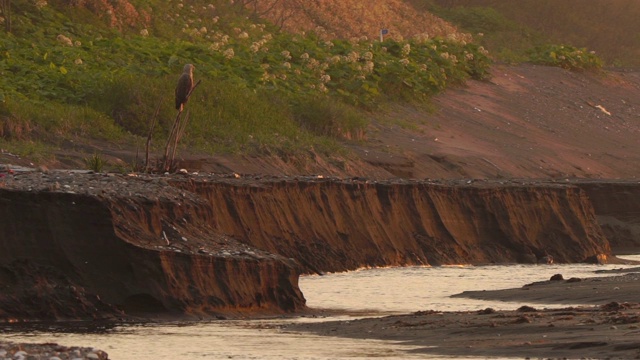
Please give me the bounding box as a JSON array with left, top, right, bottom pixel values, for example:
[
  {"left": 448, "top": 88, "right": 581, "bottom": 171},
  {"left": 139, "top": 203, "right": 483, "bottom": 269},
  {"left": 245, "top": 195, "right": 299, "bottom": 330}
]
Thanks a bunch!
[{"left": 0, "top": 342, "right": 108, "bottom": 360}]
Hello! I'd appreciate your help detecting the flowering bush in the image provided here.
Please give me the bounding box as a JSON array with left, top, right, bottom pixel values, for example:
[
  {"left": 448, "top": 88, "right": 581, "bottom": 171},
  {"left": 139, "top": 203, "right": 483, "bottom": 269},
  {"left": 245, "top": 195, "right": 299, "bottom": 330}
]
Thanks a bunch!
[{"left": 527, "top": 44, "right": 603, "bottom": 71}]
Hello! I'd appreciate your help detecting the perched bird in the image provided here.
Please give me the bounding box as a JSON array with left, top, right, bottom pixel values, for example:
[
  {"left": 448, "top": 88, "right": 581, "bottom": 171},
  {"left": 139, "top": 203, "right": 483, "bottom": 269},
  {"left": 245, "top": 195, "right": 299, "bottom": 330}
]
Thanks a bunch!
[{"left": 175, "top": 64, "right": 195, "bottom": 111}]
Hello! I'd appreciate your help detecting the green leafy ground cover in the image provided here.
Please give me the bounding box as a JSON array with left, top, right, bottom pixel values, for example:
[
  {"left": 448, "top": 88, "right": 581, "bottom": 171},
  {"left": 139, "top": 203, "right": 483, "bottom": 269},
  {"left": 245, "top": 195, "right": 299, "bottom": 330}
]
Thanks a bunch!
[
  {"left": 0, "top": 0, "right": 490, "bottom": 163},
  {"left": 1, "top": 0, "right": 606, "bottom": 167}
]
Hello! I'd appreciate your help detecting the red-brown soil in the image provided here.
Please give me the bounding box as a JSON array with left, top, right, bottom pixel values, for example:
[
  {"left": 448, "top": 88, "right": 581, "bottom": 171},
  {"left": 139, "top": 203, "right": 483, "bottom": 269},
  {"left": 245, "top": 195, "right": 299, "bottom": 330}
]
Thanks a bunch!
[{"left": 353, "top": 64, "right": 640, "bottom": 180}]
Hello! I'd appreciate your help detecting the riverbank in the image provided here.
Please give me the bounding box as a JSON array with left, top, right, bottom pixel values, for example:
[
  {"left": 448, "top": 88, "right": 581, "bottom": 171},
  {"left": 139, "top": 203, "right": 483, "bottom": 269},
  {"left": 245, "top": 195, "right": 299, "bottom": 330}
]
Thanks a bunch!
[{"left": 284, "top": 267, "right": 640, "bottom": 359}]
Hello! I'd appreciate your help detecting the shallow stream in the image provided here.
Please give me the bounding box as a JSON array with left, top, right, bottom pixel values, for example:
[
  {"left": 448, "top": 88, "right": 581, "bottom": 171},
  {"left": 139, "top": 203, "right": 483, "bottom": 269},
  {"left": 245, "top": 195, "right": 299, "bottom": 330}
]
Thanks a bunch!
[{"left": 3, "top": 255, "right": 639, "bottom": 359}]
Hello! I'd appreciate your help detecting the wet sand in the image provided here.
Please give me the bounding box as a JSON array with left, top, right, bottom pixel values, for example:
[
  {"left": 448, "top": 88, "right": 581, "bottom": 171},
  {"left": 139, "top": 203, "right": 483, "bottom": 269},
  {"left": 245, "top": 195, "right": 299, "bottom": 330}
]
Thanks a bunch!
[{"left": 284, "top": 269, "right": 640, "bottom": 359}]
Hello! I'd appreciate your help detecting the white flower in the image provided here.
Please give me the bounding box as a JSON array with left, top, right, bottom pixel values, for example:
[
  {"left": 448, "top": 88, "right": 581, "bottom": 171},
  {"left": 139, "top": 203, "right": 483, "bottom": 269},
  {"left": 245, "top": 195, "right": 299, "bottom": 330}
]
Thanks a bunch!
[
  {"left": 281, "top": 50, "right": 291, "bottom": 60},
  {"left": 200, "top": 27, "right": 207, "bottom": 34},
  {"left": 363, "top": 52, "right": 374, "bottom": 61},
  {"left": 401, "top": 44, "right": 411, "bottom": 57},
  {"left": 307, "top": 58, "right": 320, "bottom": 69},
  {"left": 300, "top": 53, "right": 309, "bottom": 60},
  {"left": 320, "top": 74, "right": 331, "bottom": 83},
  {"left": 56, "top": 34, "right": 73, "bottom": 47},
  {"left": 223, "top": 48, "right": 235, "bottom": 60},
  {"left": 346, "top": 51, "right": 359, "bottom": 63},
  {"left": 399, "top": 58, "right": 410, "bottom": 66},
  {"left": 238, "top": 32, "right": 249, "bottom": 39},
  {"left": 35, "top": 0, "right": 47, "bottom": 9},
  {"left": 74, "top": 58, "right": 83, "bottom": 65},
  {"left": 363, "top": 61, "right": 374, "bottom": 73},
  {"left": 329, "top": 55, "right": 341, "bottom": 64},
  {"left": 74, "top": 40, "right": 81, "bottom": 47},
  {"left": 283, "top": 62, "right": 291, "bottom": 69},
  {"left": 140, "top": 29, "right": 149, "bottom": 37}
]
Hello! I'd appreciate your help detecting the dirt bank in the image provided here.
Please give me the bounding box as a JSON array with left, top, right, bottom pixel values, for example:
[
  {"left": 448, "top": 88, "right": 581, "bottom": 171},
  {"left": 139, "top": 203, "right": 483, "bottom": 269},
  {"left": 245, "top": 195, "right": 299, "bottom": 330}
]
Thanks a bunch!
[{"left": 1, "top": 169, "right": 632, "bottom": 321}]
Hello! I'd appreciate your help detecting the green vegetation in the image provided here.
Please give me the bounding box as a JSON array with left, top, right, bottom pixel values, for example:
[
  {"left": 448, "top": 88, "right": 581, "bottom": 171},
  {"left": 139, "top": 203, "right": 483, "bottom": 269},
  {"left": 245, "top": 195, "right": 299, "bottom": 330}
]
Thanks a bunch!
[
  {"left": 420, "top": 0, "right": 638, "bottom": 68},
  {"left": 527, "top": 45, "right": 603, "bottom": 72},
  {"left": 84, "top": 152, "right": 106, "bottom": 172},
  {"left": 0, "top": 0, "right": 490, "bottom": 162}
]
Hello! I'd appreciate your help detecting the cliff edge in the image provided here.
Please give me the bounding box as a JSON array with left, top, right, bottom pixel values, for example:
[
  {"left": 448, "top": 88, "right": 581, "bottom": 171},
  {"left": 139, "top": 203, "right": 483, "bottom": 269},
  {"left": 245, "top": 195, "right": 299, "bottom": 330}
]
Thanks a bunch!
[{"left": 0, "top": 170, "right": 623, "bottom": 321}]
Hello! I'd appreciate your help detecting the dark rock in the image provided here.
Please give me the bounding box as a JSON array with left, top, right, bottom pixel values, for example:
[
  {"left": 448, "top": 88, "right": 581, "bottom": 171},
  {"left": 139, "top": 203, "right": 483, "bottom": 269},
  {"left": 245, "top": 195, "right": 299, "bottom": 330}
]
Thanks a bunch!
[{"left": 550, "top": 274, "right": 564, "bottom": 281}]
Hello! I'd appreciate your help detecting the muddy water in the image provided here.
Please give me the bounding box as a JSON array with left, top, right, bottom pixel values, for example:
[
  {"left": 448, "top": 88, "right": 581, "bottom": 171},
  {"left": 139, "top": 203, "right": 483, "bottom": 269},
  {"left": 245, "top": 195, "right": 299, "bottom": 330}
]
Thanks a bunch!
[{"left": 3, "top": 256, "right": 639, "bottom": 359}]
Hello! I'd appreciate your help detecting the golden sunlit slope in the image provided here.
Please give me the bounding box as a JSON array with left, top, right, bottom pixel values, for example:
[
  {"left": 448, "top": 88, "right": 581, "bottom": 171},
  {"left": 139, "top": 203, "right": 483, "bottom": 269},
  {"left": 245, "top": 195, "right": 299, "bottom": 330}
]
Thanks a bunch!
[
  {"left": 252, "top": 0, "right": 465, "bottom": 41},
  {"left": 428, "top": 0, "right": 640, "bottom": 67}
]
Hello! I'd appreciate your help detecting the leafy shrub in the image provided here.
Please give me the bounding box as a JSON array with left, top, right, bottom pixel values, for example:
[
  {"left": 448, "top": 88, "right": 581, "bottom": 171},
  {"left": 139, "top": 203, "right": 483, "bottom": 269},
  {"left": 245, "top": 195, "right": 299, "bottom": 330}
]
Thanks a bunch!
[
  {"left": 84, "top": 152, "right": 106, "bottom": 172},
  {"left": 528, "top": 44, "right": 603, "bottom": 71},
  {"left": 185, "top": 80, "right": 302, "bottom": 154},
  {"left": 94, "top": 75, "right": 176, "bottom": 137},
  {"left": 2, "top": 99, "right": 124, "bottom": 142},
  {"left": 292, "top": 97, "right": 367, "bottom": 140}
]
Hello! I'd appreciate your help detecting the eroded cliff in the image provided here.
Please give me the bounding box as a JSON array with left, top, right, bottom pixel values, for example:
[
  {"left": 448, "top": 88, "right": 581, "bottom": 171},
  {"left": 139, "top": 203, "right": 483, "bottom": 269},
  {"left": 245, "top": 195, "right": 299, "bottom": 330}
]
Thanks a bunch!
[
  {"left": 576, "top": 181, "right": 640, "bottom": 253},
  {"left": 174, "top": 178, "right": 610, "bottom": 270},
  {"left": 0, "top": 171, "right": 618, "bottom": 321}
]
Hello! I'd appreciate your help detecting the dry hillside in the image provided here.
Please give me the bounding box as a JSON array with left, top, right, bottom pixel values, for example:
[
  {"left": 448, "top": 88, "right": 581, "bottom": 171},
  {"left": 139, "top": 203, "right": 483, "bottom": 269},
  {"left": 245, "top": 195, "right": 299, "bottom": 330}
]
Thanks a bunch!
[{"left": 252, "top": 0, "right": 465, "bottom": 41}]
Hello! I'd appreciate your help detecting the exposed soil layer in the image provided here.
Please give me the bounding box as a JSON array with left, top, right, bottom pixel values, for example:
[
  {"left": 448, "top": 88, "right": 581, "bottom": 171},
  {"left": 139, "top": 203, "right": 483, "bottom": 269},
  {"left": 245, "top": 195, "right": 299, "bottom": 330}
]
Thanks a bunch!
[{"left": 2, "top": 169, "right": 637, "bottom": 321}]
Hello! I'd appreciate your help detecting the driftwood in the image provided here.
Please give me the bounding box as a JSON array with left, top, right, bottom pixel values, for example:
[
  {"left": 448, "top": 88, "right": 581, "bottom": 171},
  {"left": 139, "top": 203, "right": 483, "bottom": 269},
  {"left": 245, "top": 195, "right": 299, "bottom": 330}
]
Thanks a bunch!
[
  {"left": 144, "top": 100, "right": 163, "bottom": 172},
  {"left": 142, "top": 79, "right": 201, "bottom": 173},
  {"left": 161, "top": 79, "right": 202, "bottom": 172}
]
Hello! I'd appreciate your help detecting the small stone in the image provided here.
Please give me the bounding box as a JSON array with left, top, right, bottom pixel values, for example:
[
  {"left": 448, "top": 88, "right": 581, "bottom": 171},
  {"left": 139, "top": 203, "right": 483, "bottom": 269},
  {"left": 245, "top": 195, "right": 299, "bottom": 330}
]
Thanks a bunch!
[
  {"left": 86, "top": 353, "right": 100, "bottom": 359},
  {"left": 49, "top": 357, "right": 62, "bottom": 360}
]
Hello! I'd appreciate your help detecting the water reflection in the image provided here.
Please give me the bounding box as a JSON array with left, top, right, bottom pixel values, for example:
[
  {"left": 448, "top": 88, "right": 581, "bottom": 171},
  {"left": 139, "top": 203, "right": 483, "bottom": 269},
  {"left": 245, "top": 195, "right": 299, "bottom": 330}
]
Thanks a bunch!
[
  {"left": 3, "top": 256, "right": 638, "bottom": 359},
  {"left": 300, "top": 260, "right": 640, "bottom": 313}
]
